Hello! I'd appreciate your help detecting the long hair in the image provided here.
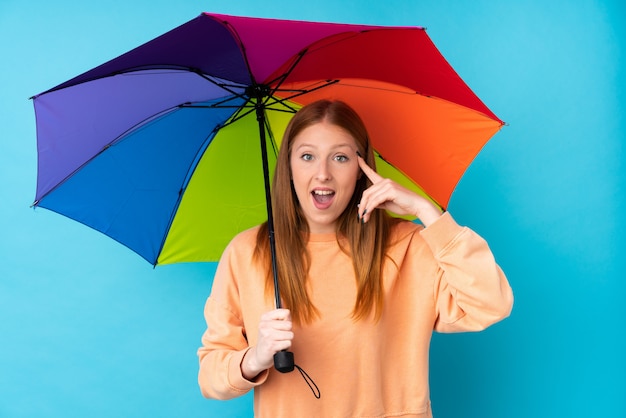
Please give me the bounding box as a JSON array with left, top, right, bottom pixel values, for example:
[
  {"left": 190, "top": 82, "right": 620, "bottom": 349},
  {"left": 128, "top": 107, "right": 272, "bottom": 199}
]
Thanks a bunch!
[{"left": 254, "top": 100, "right": 395, "bottom": 325}]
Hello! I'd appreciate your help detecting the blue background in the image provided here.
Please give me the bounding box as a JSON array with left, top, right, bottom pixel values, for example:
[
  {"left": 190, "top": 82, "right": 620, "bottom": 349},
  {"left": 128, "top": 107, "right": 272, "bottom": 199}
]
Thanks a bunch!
[{"left": 1, "top": 0, "right": 624, "bottom": 417}]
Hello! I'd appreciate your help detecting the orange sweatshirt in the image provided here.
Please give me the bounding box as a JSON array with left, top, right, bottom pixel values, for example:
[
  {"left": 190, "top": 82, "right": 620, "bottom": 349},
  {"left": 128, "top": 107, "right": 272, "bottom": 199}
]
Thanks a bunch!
[{"left": 198, "top": 212, "right": 513, "bottom": 417}]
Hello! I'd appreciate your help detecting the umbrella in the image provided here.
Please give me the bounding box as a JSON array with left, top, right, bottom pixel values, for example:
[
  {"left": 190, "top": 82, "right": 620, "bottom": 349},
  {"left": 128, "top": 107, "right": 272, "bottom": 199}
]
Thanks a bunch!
[{"left": 31, "top": 13, "right": 504, "bottom": 372}]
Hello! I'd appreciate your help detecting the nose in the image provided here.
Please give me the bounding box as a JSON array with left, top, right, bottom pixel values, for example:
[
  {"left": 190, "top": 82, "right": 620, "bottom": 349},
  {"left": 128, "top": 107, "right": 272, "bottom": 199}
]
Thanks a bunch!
[{"left": 315, "top": 159, "right": 332, "bottom": 181}]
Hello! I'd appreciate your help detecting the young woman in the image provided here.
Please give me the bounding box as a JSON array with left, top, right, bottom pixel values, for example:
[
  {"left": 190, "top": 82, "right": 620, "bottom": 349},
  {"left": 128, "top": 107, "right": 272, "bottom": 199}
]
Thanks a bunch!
[{"left": 198, "top": 100, "right": 513, "bottom": 417}]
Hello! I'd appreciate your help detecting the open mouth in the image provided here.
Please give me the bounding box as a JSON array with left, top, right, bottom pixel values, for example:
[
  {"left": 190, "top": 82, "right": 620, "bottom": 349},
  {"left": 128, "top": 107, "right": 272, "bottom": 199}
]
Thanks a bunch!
[{"left": 311, "top": 189, "right": 335, "bottom": 208}]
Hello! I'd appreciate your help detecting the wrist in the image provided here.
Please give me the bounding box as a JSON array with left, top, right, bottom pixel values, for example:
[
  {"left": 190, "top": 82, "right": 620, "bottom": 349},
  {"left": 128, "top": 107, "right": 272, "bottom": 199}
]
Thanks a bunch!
[
  {"left": 241, "top": 347, "right": 265, "bottom": 381},
  {"left": 416, "top": 203, "right": 444, "bottom": 227}
]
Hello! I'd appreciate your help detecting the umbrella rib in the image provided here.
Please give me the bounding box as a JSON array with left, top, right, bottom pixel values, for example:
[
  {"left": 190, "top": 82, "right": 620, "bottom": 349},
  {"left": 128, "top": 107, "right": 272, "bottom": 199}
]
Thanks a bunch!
[
  {"left": 35, "top": 66, "right": 244, "bottom": 97},
  {"left": 215, "top": 17, "right": 260, "bottom": 85},
  {"left": 263, "top": 29, "right": 392, "bottom": 94},
  {"left": 194, "top": 72, "right": 249, "bottom": 99},
  {"left": 272, "top": 80, "right": 340, "bottom": 105},
  {"left": 265, "top": 50, "right": 308, "bottom": 93},
  {"left": 259, "top": 95, "right": 299, "bottom": 114},
  {"left": 182, "top": 104, "right": 255, "bottom": 127},
  {"left": 263, "top": 110, "right": 279, "bottom": 158},
  {"left": 224, "top": 106, "right": 256, "bottom": 126}
]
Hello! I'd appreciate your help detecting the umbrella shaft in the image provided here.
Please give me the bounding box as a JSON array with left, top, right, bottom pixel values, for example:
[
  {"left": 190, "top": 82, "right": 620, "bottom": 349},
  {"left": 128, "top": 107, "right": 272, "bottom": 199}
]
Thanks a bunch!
[{"left": 253, "top": 97, "right": 281, "bottom": 309}]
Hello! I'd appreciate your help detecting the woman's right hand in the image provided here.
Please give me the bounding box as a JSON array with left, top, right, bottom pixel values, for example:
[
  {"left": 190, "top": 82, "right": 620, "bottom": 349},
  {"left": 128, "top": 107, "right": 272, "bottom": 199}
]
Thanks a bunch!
[{"left": 241, "top": 308, "right": 294, "bottom": 380}]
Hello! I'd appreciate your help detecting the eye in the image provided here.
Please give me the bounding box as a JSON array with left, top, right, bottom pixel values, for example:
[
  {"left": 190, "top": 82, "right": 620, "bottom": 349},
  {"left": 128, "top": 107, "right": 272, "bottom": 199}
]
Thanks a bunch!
[
  {"left": 301, "top": 153, "right": 313, "bottom": 161},
  {"left": 334, "top": 154, "right": 349, "bottom": 163}
]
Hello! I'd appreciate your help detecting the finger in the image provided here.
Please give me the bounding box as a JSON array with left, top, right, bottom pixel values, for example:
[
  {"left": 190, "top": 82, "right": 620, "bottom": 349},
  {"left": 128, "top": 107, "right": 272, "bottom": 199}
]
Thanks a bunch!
[
  {"left": 253, "top": 335, "right": 293, "bottom": 370},
  {"left": 265, "top": 338, "right": 292, "bottom": 356},
  {"left": 359, "top": 179, "right": 397, "bottom": 222},
  {"left": 356, "top": 152, "right": 383, "bottom": 184},
  {"left": 258, "top": 323, "right": 293, "bottom": 346},
  {"left": 259, "top": 309, "right": 293, "bottom": 335},
  {"left": 261, "top": 308, "right": 291, "bottom": 321},
  {"left": 269, "top": 320, "right": 293, "bottom": 332},
  {"left": 259, "top": 326, "right": 294, "bottom": 342},
  {"left": 259, "top": 321, "right": 292, "bottom": 334}
]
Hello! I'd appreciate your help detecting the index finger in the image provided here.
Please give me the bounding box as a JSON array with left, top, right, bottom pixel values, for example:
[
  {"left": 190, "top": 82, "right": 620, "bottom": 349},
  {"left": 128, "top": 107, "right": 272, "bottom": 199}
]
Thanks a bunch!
[{"left": 356, "top": 151, "right": 383, "bottom": 184}]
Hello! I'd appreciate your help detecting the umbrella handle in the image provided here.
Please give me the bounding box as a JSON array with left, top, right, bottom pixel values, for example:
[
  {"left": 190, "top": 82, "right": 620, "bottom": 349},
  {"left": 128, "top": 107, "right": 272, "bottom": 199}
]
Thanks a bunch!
[{"left": 274, "top": 350, "right": 295, "bottom": 373}]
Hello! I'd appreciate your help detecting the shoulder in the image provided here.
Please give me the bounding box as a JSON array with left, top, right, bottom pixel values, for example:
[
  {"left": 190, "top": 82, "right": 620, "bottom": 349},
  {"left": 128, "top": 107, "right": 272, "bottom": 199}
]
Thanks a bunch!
[
  {"left": 390, "top": 212, "right": 466, "bottom": 244},
  {"left": 220, "top": 225, "right": 263, "bottom": 261},
  {"left": 389, "top": 219, "right": 424, "bottom": 243},
  {"left": 229, "top": 225, "right": 263, "bottom": 246},
  {"left": 384, "top": 219, "right": 425, "bottom": 259},
  {"left": 213, "top": 225, "right": 266, "bottom": 288},
  {"left": 387, "top": 213, "right": 466, "bottom": 254},
  {"left": 210, "top": 225, "right": 267, "bottom": 310}
]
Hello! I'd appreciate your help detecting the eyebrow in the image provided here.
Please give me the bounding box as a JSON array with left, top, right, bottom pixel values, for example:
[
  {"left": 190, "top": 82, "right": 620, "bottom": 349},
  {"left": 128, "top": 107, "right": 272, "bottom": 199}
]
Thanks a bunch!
[{"left": 294, "top": 142, "right": 355, "bottom": 151}]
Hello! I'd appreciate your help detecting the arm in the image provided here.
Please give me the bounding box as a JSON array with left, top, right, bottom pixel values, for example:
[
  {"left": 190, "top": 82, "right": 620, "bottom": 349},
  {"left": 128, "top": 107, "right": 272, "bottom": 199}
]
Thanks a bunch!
[
  {"left": 198, "top": 298, "right": 267, "bottom": 400},
  {"left": 421, "top": 212, "right": 514, "bottom": 332},
  {"left": 356, "top": 153, "right": 512, "bottom": 331},
  {"left": 197, "top": 240, "right": 268, "bottom": 400},
  {"left": 197, "top": 233, "right": 294, "bottom": 399}
]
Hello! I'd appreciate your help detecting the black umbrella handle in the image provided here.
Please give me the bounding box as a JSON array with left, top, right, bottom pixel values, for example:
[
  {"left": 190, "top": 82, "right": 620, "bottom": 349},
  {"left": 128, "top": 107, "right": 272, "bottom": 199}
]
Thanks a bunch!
[{"left": 274, "top": 350, "right": 295, "bottom": 373}]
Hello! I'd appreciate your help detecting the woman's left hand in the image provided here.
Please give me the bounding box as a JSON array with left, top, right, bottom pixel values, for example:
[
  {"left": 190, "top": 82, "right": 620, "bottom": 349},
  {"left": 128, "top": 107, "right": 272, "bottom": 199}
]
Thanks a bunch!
[{"left": 357, "top": 153, "right": 443, "bottom": 227}]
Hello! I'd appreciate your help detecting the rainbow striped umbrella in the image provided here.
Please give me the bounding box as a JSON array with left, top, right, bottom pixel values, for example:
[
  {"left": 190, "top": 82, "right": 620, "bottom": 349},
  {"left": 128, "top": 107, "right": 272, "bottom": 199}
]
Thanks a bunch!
[{"left": 32, "top": 12, "right": 503, "bottom": 269}]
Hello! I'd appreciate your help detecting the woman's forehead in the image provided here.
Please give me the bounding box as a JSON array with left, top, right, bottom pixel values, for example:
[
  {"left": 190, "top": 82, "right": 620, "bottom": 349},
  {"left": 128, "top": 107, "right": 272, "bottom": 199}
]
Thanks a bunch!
[{"left": 292, "top": 122, "right": 358, "bottom": 148}]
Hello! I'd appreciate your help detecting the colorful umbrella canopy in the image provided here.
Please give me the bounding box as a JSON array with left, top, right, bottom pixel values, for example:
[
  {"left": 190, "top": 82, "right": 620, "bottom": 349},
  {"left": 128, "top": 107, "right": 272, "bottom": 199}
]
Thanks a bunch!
[{"left": 32, "top": 12, "right": 504, "bottom": 268}]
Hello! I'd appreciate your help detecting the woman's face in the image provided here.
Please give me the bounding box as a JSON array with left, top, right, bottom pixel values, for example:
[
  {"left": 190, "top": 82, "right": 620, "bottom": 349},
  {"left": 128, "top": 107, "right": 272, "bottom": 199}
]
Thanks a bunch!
[{"left": 290, "top": 121, "right": 361, "bottom": 234}]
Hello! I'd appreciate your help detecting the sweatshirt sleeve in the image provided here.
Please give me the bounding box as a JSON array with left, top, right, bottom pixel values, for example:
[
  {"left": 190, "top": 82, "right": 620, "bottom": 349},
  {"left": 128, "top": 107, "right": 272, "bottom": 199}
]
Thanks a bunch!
[
  {"left": 419, "top": 212, "right": 514, "bottom": 333},
  {"left": 197, "top": 237, "right": 269, "bottom": 400}
]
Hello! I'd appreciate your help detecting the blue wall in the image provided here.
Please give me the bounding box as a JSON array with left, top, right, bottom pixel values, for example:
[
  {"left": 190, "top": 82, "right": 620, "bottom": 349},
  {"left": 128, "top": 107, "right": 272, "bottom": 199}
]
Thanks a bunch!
[{"left": 1, "top": 1, "right": 624, "bottom": 417}]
